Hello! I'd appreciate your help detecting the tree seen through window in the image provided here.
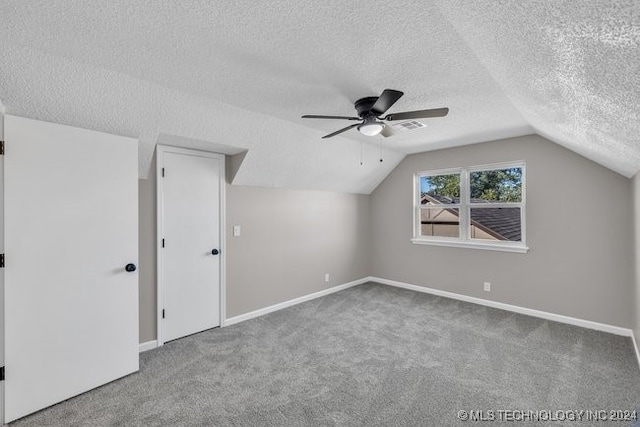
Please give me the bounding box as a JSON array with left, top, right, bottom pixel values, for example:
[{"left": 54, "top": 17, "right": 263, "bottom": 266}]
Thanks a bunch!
[
  {"left": 421, "top": 168, "right": 521, "bottom": 203},
  {"left": 417, "top": 165, "right": 524, "bottom": 244}
]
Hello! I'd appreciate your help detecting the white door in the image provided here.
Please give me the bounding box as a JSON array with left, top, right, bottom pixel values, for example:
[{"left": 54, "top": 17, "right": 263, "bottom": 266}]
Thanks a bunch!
[
  {"left": 158, "top": 146, "right": 223, "bottom": 343},
  {"left": 4, "top": 116, "right": 139, "bottom": 422}
]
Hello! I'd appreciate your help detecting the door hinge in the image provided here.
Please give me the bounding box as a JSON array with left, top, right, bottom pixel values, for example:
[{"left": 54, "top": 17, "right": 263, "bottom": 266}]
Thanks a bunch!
[
  {"left": 162, "top": 238, "right": 165, "bottom": 248},
  {"left": 0, "top": 254, "right": 5, "bottom": 268},
  {"left": 162, "top": 309, "right": 165, "bottom": 319},
  {"left": 0, "top": 140, "right": 4, "bottom": 155},
  {"left": 161, "top": 167, "right": 165, "bottom": 177},
  {"left": 0, "top": 366, "right": 5, "bottom": 381}
]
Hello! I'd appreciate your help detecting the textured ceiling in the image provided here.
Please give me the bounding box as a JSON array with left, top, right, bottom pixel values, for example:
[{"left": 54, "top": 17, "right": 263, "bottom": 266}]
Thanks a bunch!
[
  {"left": 437, "top": 0, "right": 640, "bottom": 177},
  {"left": 0, "top": 1, "right": 637, "bottom": 193}
]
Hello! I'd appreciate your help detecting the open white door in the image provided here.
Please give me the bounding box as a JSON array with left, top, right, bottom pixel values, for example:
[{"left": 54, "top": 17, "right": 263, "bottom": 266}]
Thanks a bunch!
[
  {"left": 157, "top": 146, "right": 224, "bottom": 344},
  {"left": 4, "top": 116, "right": 139, "bottom": 422}
]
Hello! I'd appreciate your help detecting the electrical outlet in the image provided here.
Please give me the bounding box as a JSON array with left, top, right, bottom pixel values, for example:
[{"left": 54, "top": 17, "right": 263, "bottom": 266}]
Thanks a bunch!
[
  {"left": 483, "top": 282, "right": 491, "bottom": 292},
  {"left": 233, "top": 225, "right": 241, "bottom": 237},
  {"left": 325, "top": 273, "right": 330, "bottom": 283}
]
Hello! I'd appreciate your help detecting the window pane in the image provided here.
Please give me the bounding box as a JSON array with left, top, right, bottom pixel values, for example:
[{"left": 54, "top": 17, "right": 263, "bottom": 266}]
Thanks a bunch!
[
  {"left": 420, "top": 207, "right": 460, "bottom": 238},
  {"left": 470, "top": 207, "right": 521, "bottom": 241},
  {"left": 469, "top": 167, "right": 522, "bottom": 203},
  {"left": 420, "top": 173, "right": 460, "bottom": 205}
]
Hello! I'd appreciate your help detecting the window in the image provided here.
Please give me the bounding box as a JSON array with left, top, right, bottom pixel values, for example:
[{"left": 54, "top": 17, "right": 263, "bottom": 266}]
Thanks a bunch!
[{"left": 413, "top": 162, "right": 527, "bottom": 253}]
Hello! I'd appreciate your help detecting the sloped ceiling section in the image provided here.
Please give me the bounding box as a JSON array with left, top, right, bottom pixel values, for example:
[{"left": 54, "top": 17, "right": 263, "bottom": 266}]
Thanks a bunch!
[
  {"left": 0, "top": 1, "right": 637, "bottom": 193},
  {"left": 437, "top": 0, "right": 640, "bottom": 177},
  {"left": 0, "top": 44, "right": 404, "bottom": 194}
]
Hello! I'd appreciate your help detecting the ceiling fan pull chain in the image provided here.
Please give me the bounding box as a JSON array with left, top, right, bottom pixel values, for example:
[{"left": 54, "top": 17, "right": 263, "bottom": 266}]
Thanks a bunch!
[
  {"left": 379, "top": 139, "right": 383, "bottom": 163},
  {"left": 360, "top": 141, "right": 364, "bottom": 166}
]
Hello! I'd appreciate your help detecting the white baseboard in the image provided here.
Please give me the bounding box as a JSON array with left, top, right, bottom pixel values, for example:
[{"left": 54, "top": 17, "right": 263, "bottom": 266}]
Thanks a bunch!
[
  {"left": 223, "top": 277, "right": 370, "bottom": 327},
  {"left": 139, "top": 340, "right": 158, "bottom": 353},
  {"left": 632, "top": 333, "right": 640, "bottom": 370},
  {"left": 370, "top": 276, "right": 633, "bottom": 337}
]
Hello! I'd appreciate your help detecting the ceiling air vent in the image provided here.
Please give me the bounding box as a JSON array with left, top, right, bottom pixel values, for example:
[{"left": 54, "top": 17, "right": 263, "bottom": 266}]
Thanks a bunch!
[{"left": 392, "top": 120, "right": 427, "bottom": 131}]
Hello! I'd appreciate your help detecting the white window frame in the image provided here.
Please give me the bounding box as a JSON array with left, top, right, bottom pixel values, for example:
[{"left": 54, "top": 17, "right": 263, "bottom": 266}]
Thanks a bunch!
[{"left": 412, "top": 161, "right": 528, "bottom": 253}]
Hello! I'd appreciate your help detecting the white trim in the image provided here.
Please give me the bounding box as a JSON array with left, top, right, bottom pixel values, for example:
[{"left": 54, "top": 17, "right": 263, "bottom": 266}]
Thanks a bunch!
[
  {"left": 224, "top": 278, "right": 369, "bottom": 327},
  {"left": 155, "top": 145, "right": 226, "bottom": 346},
  {"left": 220, "top": 163, "right": 227, "bottom": 329},
  {"left": 416, "top": 166, "right": 463, "bottom": 179},
  {"left": 411, "top": 238, "right": 529, "bottom": 253},
  {"left": 0, "top": 106, "right": 4, "bottom": 425},
  {"left": 468, "top": 160, "right": 527, "bottom": 174},
  {"left": 370, "top": 277, "right": 633, "bottom": 336},
  {"left": 414, "top": 161, "right": 526, "bottom": 251},
  {"left": 155, "top": 147, "right": 163, "bottom": 346},
  {"left": 631, "top": 333, "right": 640, "bottom": 371},
  {"left": 138, "top": 340, "right": 157, "bottom": 353},
  {"left": 460, "top": 169, "right": 469, "bottom": 241},
  {"left": 156, "top": 147, "right": 163, "bottom": 346}
]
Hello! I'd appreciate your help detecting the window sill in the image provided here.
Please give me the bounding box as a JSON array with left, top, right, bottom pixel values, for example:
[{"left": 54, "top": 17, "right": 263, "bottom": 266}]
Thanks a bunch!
[{"left": 411, "top": 238, "right": 529, "bottom": 253}]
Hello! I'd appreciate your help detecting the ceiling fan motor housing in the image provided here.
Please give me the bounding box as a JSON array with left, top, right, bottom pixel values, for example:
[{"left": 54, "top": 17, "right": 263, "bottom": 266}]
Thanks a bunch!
[{"left": 354, "top": 97, "right": 380, "bottom": 118}]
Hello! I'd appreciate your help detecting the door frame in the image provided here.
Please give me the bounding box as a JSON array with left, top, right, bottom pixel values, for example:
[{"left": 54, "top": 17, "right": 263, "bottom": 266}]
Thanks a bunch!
[
  {"left": 0, "top": 106, "right": 5, "bottom": 424},
  {"left": 156, "top": 145, "right": 226, "bottom": 346}
]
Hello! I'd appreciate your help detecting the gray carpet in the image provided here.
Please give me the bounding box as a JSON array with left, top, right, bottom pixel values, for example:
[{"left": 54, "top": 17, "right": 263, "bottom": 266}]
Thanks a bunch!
[{"left": 12, "top": 282, "right": 640, "bottom": 426}]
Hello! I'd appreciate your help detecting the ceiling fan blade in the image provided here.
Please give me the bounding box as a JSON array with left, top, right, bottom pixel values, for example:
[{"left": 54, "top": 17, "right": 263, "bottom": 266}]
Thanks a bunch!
[
  {"left": 384, "top": 107, "right": 449, "bottom": 121},
  {"left": 302, "top": 115, "right": 360, "bottom": 120},
  {"left": 371, "top": 89, "right": 404, "bottom": 116},
  {"left": 322, "top": 123, "right": 360, "bottom": 139}
]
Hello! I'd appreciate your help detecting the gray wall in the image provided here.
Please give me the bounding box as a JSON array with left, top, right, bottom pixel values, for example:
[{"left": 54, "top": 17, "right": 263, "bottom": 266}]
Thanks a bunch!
[
  {"left": 226, "top": 185, "right": 371, "bottom": 317},
  {"left": 370, "top": 134, "right": 634, "bottom": 328},
  {"left": 139, "top": 175, "right": 157, "bottom": 343},
  {"left": 137, "top": 176, "right": 371, "bottom": 341},
  {"left": 633, "top": 173, "right": 640, "bottom": 344}
]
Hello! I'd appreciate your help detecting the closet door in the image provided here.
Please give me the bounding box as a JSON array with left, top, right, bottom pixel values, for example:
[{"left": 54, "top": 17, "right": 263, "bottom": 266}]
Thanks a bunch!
[
  {"left": 157, "top": 146, "right": 223, "bottom": 344},
  {"left": 4, "top": 116, "right": 139, "bottom": 422}
]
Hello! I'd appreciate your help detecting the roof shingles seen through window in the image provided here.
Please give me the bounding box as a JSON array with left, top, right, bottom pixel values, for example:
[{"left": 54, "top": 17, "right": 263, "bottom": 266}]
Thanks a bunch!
[{"left": 421, "top": 193, "right": 521, "bottom": 241}]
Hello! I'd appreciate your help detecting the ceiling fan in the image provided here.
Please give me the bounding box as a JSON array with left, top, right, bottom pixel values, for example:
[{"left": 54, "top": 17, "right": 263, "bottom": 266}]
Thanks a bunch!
[{"left": 301, "top": 89, "right": 449, "bottom": 139}]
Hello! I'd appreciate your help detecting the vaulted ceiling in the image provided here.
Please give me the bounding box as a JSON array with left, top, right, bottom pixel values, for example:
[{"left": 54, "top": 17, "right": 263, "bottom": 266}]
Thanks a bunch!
[{"left": 0, "top": 1, "right": 638, "bottom": 193}]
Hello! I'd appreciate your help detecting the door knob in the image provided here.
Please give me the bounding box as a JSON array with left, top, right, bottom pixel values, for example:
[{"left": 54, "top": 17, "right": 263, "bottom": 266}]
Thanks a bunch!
[
  {"left": 125, "top": 263, "right": 137, "bottom": 272},
  {"left": 211, "top": 249, "right": 220, "bottom": 255}
]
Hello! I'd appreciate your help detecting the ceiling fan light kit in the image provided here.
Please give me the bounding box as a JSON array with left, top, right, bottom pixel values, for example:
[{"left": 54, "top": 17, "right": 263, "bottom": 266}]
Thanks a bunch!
[
  {"left": 357, "top": 119, "right": 385, "bottom": 136},
  {"left": 302, "top": 89, "right": 449, "bottom": 139}
]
